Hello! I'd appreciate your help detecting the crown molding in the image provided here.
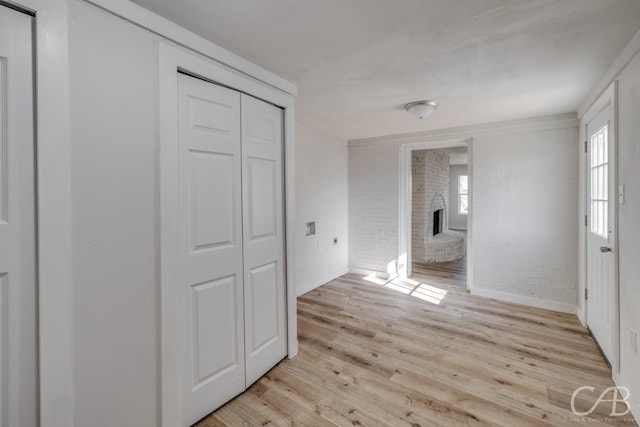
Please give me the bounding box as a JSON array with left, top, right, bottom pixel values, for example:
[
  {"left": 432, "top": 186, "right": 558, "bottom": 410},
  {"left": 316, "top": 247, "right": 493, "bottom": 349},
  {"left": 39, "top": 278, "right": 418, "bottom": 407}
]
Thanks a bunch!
[{"left": 349, "top": 113, "right": 578, "bottom": 148}]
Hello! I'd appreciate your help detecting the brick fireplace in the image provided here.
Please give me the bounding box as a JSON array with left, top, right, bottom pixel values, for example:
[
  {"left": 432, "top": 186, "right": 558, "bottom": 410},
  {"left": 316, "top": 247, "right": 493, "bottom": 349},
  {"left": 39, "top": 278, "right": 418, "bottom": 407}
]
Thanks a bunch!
[{"left": 412, "top": 149, "right": 465, "bottom": 263}]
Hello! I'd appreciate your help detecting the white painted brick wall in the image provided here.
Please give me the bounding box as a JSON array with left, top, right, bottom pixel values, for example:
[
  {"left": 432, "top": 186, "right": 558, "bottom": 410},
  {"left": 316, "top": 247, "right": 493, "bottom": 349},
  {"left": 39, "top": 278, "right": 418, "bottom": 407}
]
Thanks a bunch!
[
  {"left": 348, "top": 144, "right": 399, "bottom": 272},
  {"left": 424, "top": 150, "right": 451, "bottom": 241},
  {"left": 423, "top": 232, "right": 466, "bottom": 262},
  {"left": 411, "top": 150, "right": 426, "bottom": 261},
  {"left": 412, "top": 149, "right": 452, "bottom": 262},
  {"left": 348, "top": 119, "right": 578, "bottom": 313},
  {"left": 472, "top": 127, "right": 578, "bottom": 306}
]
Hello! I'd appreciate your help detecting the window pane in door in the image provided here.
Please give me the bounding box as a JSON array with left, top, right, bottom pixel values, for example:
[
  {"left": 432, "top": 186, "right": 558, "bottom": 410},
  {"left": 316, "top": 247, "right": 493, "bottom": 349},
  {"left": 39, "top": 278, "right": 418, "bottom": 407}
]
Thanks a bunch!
[{"left": 589, "top": 124, "right": 608, "bottom": 238}]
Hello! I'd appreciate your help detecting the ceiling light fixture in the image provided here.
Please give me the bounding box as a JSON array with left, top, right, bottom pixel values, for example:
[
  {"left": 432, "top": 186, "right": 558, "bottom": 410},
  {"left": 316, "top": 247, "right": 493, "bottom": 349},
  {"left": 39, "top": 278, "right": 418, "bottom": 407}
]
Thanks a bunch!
[{"left": 404, "top": 100, "right": 439, "bottom": 119}]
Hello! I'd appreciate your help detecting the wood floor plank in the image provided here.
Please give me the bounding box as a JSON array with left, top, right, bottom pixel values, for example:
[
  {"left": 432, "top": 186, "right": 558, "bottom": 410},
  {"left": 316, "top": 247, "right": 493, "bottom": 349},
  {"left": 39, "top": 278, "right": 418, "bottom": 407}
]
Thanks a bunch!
[
  {"left": 271, "top": 358, "right": 416, "bottom": 426},
  {"left": 290, "top": 345, "right": 485, "bottom": 427},
  {"left": 195, "top": 258, "right": 637, "bottom": 426},
  {"left": 299, "top": 289, "right": 610, "bottom": 378}
]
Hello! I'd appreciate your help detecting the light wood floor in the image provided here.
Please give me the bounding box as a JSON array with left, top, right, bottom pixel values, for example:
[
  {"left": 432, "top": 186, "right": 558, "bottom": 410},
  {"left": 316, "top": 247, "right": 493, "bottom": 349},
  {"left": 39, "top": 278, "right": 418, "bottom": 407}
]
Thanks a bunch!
[{"left": 196, "top": 259, "right": 636, "bottom": 426}]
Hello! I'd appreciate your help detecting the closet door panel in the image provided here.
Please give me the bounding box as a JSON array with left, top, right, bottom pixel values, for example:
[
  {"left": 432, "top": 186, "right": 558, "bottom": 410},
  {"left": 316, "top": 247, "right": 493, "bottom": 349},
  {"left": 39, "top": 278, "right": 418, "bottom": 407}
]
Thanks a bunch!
[
  {"left": 178, "top": 74, "right": 244, "bottom": 426},
  {"left": 241, "top": 94, "right": 287, "bottom": 386},
  {"left": 247, "top": 262, "right": 279, "bottom": 350},
  {"left": 188, "top": 151, "right": 234, "bottom": 251},
  {"left": 191, "top": 276, "right": 238, "bottom": 383},
  {"left": 246, "top": 157, "right": 276, "bottom": 240}
]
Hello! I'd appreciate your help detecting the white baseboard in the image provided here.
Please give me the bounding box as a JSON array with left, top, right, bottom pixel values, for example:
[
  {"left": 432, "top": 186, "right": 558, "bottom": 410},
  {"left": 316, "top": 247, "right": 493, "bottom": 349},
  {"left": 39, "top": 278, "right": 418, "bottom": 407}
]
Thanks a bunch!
[
  {"left": 296, "top": 267, "right": 349, "bottom": 296},
  {"left": 613, "top": 371, "right": 640, "bottom": 425},
  {"left": 348, "top": 267, "right": 393, "bottom": 279},
  {"left": 470, "top": 287, "right": 576, "bottom": 314}
]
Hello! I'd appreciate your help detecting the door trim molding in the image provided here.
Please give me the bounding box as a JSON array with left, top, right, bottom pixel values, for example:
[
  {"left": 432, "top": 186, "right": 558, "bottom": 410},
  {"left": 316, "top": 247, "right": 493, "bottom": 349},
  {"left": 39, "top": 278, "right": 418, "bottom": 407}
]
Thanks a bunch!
[
  {"left": 34, "top": 3, "right": 76, "bottom": 427},
  {"left": 158, "top": 42, "right": 297, "bottom": 426}
]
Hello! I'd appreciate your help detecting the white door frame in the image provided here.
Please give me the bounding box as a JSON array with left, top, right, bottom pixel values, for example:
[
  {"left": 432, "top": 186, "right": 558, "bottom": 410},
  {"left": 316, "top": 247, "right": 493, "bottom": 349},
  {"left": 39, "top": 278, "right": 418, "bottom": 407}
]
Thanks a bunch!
[
  {"left": 158, "top": 42, "right": 297, "bottom": 426},
  {"left": 28, "top": 2, "right": 76, "bottom": 427},
  {"left": 398, "top": 138, "right": 473, "bottom": 288},
  {"left": 581, "top": 81, "right": 620, "bottom": 372},
  {"left": 0, "top": 4, "right": 37, "bottom": 426}
]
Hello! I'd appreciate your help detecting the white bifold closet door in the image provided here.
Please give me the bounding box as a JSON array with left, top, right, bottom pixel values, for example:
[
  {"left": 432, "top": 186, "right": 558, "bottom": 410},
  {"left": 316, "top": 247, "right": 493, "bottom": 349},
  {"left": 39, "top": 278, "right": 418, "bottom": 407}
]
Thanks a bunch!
[
  {"left": 178, "top": 73, "right": 286, "bottom": 426},
  {"left": 240, "top": 94, "right": 287, "bottom": 387}
]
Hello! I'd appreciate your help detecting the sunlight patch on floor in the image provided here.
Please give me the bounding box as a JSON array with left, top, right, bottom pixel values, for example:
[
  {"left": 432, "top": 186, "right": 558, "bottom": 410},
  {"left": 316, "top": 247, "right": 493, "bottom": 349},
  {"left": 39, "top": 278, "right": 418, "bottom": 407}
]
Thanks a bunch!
[
  {"left": 363, "top": 274, "right": 388, "bottom": 286},
  {"left": 363, "top": 274, "right": 448, "bottom": 305}
]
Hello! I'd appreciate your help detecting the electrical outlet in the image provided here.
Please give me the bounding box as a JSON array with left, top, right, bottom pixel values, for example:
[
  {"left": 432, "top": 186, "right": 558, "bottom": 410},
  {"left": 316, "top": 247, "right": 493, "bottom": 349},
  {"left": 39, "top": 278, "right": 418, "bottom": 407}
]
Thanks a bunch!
[
  {"left": 305, "top": 221, "right": 316, "bottom": 236},
  {"left": 333, "top": 237, "right": 338, "bottom": 245},
  {"left": 631, "top": 330, "right": 637, "bottom": 354}
]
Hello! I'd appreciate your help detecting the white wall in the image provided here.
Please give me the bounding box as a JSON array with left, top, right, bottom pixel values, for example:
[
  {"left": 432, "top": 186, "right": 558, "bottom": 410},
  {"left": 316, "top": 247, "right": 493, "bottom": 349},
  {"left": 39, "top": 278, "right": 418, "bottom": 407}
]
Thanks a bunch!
[
  {"left": 349, "top": 143, "right": 399, "bottom": 273},
  {"left": 348, "top": 115, "right": 579, "bottom": 313},
  {"left": 471, "top": 127, "right": 578, "bottom": 312},
  {"left": 69, "top": 2, "right": 158, "bottom": 424},
  {"left": 614, "top": 49, "right": 640, "bottom": 423},
  {"left": 448, "top": 164, "right": 468, "bottom": 230},
  {"left": 295, "top": 124, "right": 349, "bottom": 295}
]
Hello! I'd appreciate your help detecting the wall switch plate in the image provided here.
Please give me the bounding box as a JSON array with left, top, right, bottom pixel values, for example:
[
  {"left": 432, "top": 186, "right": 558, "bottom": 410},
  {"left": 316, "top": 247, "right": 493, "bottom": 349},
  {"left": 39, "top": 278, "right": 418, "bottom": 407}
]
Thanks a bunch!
[{"left": 631, "top": 329, "right": 637, "bottom": 354}]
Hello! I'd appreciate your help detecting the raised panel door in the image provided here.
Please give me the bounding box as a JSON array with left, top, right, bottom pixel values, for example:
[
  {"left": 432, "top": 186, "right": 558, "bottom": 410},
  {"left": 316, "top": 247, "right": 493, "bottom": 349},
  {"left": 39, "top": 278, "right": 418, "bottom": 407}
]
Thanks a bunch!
[
  {"left": 241, "top": 94, "right": 287, "bottom": 386},
  {"left": 178, "top": 74, "right": 244, "bottom": 426}
]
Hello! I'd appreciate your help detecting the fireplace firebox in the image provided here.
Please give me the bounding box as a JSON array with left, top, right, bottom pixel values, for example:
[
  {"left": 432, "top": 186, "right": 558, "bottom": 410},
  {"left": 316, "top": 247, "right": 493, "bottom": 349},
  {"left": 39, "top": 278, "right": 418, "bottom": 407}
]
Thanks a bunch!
[{"left": 433, "top": 208, "right": 443, "bottom": 236}]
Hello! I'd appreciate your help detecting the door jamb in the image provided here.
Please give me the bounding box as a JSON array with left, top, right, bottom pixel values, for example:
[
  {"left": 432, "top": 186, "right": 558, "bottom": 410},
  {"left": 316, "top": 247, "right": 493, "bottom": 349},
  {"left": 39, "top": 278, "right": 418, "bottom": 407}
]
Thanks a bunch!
[{"left": 33, "top": 3, "right": 76, "bottom": 427}]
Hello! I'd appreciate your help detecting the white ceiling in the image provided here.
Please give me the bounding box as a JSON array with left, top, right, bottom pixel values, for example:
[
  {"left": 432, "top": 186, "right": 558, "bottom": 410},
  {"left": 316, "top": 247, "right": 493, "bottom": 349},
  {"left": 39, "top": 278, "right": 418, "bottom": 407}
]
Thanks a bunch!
[{"left": 130, "top": 0, "right": 640, "bottom": 141}]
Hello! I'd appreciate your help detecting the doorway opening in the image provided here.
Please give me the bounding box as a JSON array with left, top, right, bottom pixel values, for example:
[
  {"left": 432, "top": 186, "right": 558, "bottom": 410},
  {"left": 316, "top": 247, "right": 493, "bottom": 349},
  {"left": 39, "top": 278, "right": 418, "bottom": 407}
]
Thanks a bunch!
[{"left": 398, "top": 138, "right": 472, "bottom": 289}]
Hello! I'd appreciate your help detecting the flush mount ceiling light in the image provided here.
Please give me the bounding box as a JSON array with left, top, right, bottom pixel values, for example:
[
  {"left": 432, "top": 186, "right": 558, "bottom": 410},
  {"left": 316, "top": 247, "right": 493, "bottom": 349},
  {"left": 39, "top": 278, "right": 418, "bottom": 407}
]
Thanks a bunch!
[{"left": 404, "top": 100, "right": 439, "bottom": 119}]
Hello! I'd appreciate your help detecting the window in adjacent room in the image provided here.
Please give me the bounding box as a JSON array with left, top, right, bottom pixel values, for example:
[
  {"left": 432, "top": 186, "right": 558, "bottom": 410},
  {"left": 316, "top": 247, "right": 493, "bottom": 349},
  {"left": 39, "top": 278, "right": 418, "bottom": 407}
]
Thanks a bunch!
[{"left": 458, "top": 175, "right": 468, "bottom": 214}]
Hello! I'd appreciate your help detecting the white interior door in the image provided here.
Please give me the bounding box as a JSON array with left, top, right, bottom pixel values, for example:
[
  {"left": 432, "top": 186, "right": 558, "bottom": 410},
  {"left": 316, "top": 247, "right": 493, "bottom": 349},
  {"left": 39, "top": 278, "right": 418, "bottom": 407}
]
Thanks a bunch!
[
  {"left": 241, "top": 94, "right": 287, "bottom": 386},
  {"left": 178, "top": 74, "right": 245, "bottom": 426},
  {"left": 586, "top": 103, "right": 616, "bottom": 364},
  {"left": 0, "top": 6, "right": 37, "bottom": 427}
]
